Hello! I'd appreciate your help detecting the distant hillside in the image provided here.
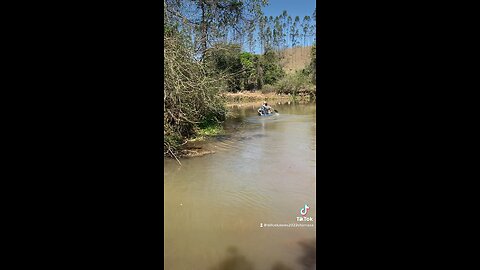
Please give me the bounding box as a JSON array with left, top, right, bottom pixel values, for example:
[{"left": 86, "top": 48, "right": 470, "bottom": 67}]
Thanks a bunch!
[{"left": 280, "top": 46, "right": 313, "bottom": 74}]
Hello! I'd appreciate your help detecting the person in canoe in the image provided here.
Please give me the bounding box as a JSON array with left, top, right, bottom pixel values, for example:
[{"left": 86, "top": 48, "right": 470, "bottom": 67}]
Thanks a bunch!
[{"left": 258, "top": 102, "right": 273, "bottom": 115}]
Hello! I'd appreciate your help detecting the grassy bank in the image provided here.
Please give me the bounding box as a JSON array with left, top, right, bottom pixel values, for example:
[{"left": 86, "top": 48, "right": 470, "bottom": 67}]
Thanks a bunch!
[
  {"left": 189, "top": 123, "right": 224, "bottom": 142},
  {"left": 169, "top": 122, "right": 224, "bottom": 161},
  {"left": 223, "top": 90, "right": 314, "bottom": 105}
]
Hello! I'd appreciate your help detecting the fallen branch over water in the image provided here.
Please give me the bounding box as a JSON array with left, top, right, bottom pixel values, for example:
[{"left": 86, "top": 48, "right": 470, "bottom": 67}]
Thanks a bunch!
[{"left": 168, "top": 147, "right": 182, "bottom": 166}]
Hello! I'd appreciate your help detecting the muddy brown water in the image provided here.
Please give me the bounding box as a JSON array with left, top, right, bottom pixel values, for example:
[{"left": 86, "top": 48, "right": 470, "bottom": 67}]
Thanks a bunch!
[{"left": 164, "top": 102, "right": 316, "bottom": 270}]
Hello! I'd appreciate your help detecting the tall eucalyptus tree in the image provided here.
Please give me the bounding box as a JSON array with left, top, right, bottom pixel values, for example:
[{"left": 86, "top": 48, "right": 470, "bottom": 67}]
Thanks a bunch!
[
  {"left": 281, "top": 10, "right": 288, "bottom": 51},
  {"left": 274, "top": 16, "right": 282, "bottom": 52},
  {"left": 287, "top": 15, "right": 292, "bottom": 48},
  {"left": 164, "top": 0, "right": 268, "bottom": 59},
  {"left": 258, "top": 15, "right": 267, "bottom": 54},
  {"left": 246, "top": 20, "right": 256, "bottom": 53},
  {"left": 303, "top": 16, "right": 311, "bottom": 47}
]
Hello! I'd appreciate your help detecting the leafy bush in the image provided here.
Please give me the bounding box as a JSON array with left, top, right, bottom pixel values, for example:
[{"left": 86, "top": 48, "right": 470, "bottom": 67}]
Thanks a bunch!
[
  {"left": 275, "top": 71, "right": 311, "bottom": 95},
  {"left": 261, "top": 84, "right": 276, "bottom": 94}
]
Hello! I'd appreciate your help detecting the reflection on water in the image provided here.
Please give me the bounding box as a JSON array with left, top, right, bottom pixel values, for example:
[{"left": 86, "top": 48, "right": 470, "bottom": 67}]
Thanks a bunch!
[{"left": 165, "top": 101, "right": 316, "bottom": 270}]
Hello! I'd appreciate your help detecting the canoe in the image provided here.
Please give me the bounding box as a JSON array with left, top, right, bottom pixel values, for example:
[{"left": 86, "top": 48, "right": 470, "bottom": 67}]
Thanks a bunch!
[{"left": 258, "top": 112, "right": 279, "bottom": 116}]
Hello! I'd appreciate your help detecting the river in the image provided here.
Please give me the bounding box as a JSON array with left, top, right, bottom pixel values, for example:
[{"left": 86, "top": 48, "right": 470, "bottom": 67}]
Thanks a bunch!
[{"left": 164, "top": 101, "right": 316, "bottom": 270}]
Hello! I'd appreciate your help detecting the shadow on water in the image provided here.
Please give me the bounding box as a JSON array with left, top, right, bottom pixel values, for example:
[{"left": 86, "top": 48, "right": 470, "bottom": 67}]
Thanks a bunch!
[
  {"left": 210, "top": 247, "right": 254, "bottom": 270},
  {"left": 297, "top": 239, "right": 316, "bottom": 270},
  {"left": 236, "top": 133, "right": 267, "bottom": 141},
  {"left": 210, "top": 239, "right": 315, "bottom": 270},
  {"left": 271, "top": 262, "right": 294, "bottom": 270}
]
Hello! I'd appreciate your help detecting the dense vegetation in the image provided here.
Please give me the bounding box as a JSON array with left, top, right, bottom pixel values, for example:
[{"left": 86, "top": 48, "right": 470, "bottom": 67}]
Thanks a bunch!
[
  {"left": 164, "top": 1, "right": 316, "bottom": 156},
  {"left": 164, "top": 26, "right": 226, "bottom": 156}
]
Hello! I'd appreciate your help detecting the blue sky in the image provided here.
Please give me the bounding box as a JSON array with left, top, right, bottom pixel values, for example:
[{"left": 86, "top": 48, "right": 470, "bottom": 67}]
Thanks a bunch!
[
  {"left": 248, "top": 0, "right": 317, "bottom": 54},
  {"left": 262, "top": 0, "right": 316, "bottom": 21}
]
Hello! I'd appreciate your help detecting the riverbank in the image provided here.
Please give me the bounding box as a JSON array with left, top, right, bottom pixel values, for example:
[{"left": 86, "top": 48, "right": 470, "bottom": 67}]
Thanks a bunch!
[{"left": 222, "top": 90, "right": 313, "bottom": 105}]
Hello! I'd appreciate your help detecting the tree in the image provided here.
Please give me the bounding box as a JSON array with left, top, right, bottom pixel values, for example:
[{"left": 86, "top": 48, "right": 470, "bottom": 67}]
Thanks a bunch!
[
  {"left": 240, "top": 52, "right": 256, "bottom": 90},
  {"left": 266, "top": 16, "right": 274, "bottom": 51},
  {"left": 164, "top": 0, "right": 268, "bottom": 59},
  {"left": 281, "top": 10, "right": 288, "bottom": 51},
  {"left": 265, "top": 25, "right": 272, "bottom": 52},
  {"left": 256, "top": 55, "right": 264, "bottom": 89},
  {"left": 261, "top": 50, "right": 285, "bottom": 85},
  {"left": 274, "top": 16, "right": 282, "bottom": 51},
  {"left": 303, "top": 16, "right": 310, "bottom": 47},
  {"left": 291, "top": 16, "right": 300, "bottom": 61},
  {"left": 204, "top": 43, "right": 243, "bottom": 91},
  {"left": 258, "top": 15, "right": 267, "bottom": 54},
  {"left": 293, "top": 16, "right": 300, "bottom": 47},
  {"left": 164, "top": 27, "right": 226, "bottom": 154},
  {"left": 287, "top": 15, "right": 292, "bottom": 47},
  {"left": 310, "top": 45, "right": 316, "bottom": 84},
  {"left": 312, "top": 8, "right": 316, "bottom": 44},
  {"left": 302, "top": 16, "right": 311, "bottom": 57},
  {"left": 290, "top": 17, "right": 295, "bottom": 48},
  {"left": 309, "top": 25, "right": 315, "bottom": 45},
  {"left": 246, "top": 20, "right": 256, "bottom": 53}
]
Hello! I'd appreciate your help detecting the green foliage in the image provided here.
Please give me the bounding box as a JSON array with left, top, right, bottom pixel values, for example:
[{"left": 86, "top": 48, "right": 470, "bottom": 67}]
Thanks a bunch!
[
  {"left": 240, "top": 52, "right": 256, "bottom": 90},
  {"left": 255, "top": 55, "right": 264, "bottom": 90},
  {"left": 310, "top": 44, "right": 316, "bottom": 84},
  {"left": 197, "top": 123, "right": 223, "bottom": 136},
  {"left": 274, "top": 70, "right": 314, "bottom": 95},
  {"left": 295, "top": 44, "right": 316, "bottom": 85},
  {"left": 261, "top": 50, "right": 285, "bottom": 85},
  {"left": 213, "top": 47, "right": 241, "bottom": 74},
  {"left": 204, "top": 43, "right": 244, "bottom": 92},
  {"left": 240, "top": 52, "right": 254, "bottom": 71},
  {"left": 204, "top": 45, "right": 284, "bottom": 92}
]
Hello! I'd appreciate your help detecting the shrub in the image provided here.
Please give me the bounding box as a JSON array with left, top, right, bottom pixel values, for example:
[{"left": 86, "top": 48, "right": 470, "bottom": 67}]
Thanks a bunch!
[
  {"left": 164, "top": 30, "right": 226, "bottom": 156},
  {"left": 274, "top": 71, "right": 311, "bottom": 95},
  {"left": 261, "top": 84, "right": 276, "bottom": 94}
]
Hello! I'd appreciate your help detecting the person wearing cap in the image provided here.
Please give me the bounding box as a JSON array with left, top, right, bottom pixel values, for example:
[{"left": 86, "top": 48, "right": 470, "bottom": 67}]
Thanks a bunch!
[{"left": 261, "top": 102, "right": 272, "bottom": 114}]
